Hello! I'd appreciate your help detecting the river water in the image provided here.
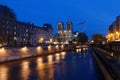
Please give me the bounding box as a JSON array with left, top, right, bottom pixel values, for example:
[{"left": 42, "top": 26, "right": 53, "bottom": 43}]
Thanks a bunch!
[{"left": 0, "top": 48, "right": 104, "bottom": 80}]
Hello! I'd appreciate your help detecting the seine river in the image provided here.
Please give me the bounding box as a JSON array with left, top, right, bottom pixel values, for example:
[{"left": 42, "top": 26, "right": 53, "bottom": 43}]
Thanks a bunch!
[{"left": 0, "top": 48, "right": 104, "bottom": 80}]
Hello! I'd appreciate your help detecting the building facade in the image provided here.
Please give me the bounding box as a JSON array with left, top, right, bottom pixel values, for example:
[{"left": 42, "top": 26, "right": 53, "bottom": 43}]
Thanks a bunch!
[
  {"left": 0, "top": 5, "right": 53, "bottom": 46},
  {"left": 56, "top": 21, "right": 73, "bottom": 44},
  {"left": 106, "top": 16, "right": 120, "bottom": 41}
]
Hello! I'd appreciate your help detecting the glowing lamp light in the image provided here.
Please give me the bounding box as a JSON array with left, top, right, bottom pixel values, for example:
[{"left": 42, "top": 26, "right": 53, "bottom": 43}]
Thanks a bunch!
[
  {"left": 55, "top": 53, "right": 60, "bottom": 57},
  {"left": 39, "top": 37, "right": 44, "bottom": 43},
  {"left": 21, "top": 46, "right": 28, "bottom": 55},
  {"left": 111, "top": 53, "right": 114, "bottom": 57},
  {"left": 110, "top": 33, "right": 113, "bottom": 36},
  {"left": 55, "top": 53, "right": 60, "bottom": 61},
  {"left": 48, "top": 45, "right": 52, "bottom": 49},
  {"left": 76, "top": 49, "right": 81, "bottom": 52},
  {"left": 61, "top": 45, "right": 64, "bottom": 49},
  {"left": 116, "top": 32, "right": 119, "bottom": 35},
  {"left": 61, "top": 52, "right": 66, "bottom": 59},
  {"left": 48, "top": 55, "right": 53, "bottom": 63},
  {"left": 0, "top": 43, "right": 2, "bottom": 47},
  {"left": 55, "top": 45, "right": 59, "bottom": 49},
  {"left": 37, "top": 46, "right": 40, "bottom": 50},
  {"left": 61, "top": 52, "right": 66, "bottom": 55},
  {"left": 0, "top": 47, "right": 7, "bottom": 56},
  {"left": 50, "top": 38, "right": 53, "bottom": 44},
  {"left": 83, "top": 48, "right": 86, "bottom": 51},
  {"left": 36, "top": 46, "right": 43, "bottom": 54},
  {"left": 37, "top": 58, "right": 43, "bottom": 63},
  {"left": 0, "top": 47, "right": 5, "bottom": 53},
  {"left": 21, "top": 46, "right": 27, "bottom": 51}
]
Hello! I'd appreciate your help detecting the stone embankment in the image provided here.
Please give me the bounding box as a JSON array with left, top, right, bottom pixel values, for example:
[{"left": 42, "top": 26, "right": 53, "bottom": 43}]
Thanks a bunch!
[
  {"left": 92, "top": 47, "right": 120, "bottom": 80},
  {"left": 0, "top": 45, "right": 65, "bottom": 63}
]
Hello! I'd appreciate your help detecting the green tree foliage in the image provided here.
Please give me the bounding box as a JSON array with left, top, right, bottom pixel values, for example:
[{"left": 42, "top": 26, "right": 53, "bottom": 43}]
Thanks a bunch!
[
  {"left": 77, "top": 32, "right": 88, "bottom": 44},
  {"left": 92, "top": 34, "right": 106, "bottom": 43}
]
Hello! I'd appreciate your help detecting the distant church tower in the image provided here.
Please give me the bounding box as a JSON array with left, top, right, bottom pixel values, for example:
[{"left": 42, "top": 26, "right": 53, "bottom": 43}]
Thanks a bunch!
[
  {"left": 57, "top": 22, "right": 64, "bottom": 42},
  {"left": 57, "top": 21, "right": 73, "bottom": 44},
  {"left": 66, "top": 21, "right": 73, "bottom": 41},
  {"left": 57, "top": 22, "right": 64, "bottom": 32}
]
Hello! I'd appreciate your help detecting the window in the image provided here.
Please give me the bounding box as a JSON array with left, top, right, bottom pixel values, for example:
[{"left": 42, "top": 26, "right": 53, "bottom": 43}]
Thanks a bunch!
[
  {"left": 26, "top": 29, "right": 28, "bottom": 32},
  {"left": 14, "top": 32, "right": 16, "bottom": 35},
  {"left": 14, "top": 37, "right": 17, "bottom": 40}
]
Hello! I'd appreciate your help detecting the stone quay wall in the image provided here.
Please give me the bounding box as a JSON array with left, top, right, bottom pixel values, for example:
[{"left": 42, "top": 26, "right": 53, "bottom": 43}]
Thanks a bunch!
[{"left": 0, "top": 45, "right": 65, "bottom": 63}]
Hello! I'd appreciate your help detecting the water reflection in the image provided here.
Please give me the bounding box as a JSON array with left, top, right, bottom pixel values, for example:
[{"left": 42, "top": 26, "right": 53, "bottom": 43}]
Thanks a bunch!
[
  {"left": 76, "top": 49, "right": 81, "bottom": 52},
  {"left": 21, "top": 61, "right": 30, "bottom": 80},
  {"left": 36, "top": 57, "right": 46, "bottom": 80},
  {"left": 61, "top": 52, "right": 66, "bottom": 59},
  {"left": 55, "top": 53, "right": 60, "bottom": 62},
  {"left": 36, "top": 56, "right": 54, "bottom": 80},
  {"left": 0, "top": 65, "right": 8, "bottom": 80},
  {"left": 48, "top": 55, "right": 53, "bottom": 64},
  {"left": 0, "top": 48, "right": 103, "bottom": 80}
]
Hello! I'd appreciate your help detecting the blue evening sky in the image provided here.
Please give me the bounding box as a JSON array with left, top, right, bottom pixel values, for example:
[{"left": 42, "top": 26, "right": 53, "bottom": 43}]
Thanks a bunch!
[{"left": 1, "top": 0, "right": 120, "bottom": 40}]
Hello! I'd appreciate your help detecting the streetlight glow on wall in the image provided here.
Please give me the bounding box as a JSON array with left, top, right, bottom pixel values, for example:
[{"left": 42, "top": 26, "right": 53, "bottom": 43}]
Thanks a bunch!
[
  {"left": 36, "top": 46, "right": 43, "bottom": 54},
  {"left": 55, "top": 45, "right": 59, "bottom": 51},
  {"left": 21, "top": 46, "right": 27, "bottom": 52},
  {"left": 0, "top": 47, "right": 7, "bottom": 56},
  {"left": 39, "top": 37, "right": 44, "bottom": 43},
  {"left": 48, "top": 45, "right": 52, "bottom": 53},
  {"left": 61, "top": 44, "right": 64, "bottom": 50},
  {"left": 20, "top": 46, "right": 28, "bottom": 55}
]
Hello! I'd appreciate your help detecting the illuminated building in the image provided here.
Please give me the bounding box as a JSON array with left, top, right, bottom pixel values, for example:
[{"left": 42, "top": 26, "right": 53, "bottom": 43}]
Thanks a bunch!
[
  {"left": 0, "top": 5, "right": 53, "bottom": 46},
  {"left": 56, "top": 21, "right": 73, "bottom": 44},
  {"left": 106, "top": 16, "right": 120, "bottom": 41}
]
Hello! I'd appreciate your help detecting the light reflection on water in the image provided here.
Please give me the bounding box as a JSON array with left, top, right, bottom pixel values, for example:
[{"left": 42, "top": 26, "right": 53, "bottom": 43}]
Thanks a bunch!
[
  {"left": 21, "top": 61, "right": 30, "bottom": 80},
  {"left": 36, "top": 56, "right": 54, "bottom": 80},
  {"left": 48, "top": 55, "right": 53, "bottom": 64},
  {"left": 61, "top": 52, "right": 66, "bottom": 59},
  {"left": 0, "top": 49, "right": 103, "bottom": 80},
  {"left": 0, "top": 65, "right": 8, "bottom": 80},
  {"left": 55, "top": 53, "right": 60, "bottom": 62}
]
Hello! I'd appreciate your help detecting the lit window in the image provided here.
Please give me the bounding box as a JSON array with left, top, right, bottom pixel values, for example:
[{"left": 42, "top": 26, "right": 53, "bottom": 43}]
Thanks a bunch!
[
  {"left": 26, "top": 29, "right": 28, "bottom": 32},
  {"left": 26, "top": 34, "right": 28, "bottom": 36},
  {"left": 14, "top": 37, "right": 17, "bottom": 40},
  {"left": 14, "top": 27, "right": 16, "bottom": 29},
  {"left": 14, "top": 32, "right": 16, "bottom": 35},
  {"left": 7, "top": 31, "right": 9, "bottom": 34}
]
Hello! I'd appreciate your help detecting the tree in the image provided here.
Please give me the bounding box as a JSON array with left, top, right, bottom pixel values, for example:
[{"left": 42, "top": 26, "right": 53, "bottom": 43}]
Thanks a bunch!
[
  {"left": 77, "top": 32, "right": 88, "bottom": 44},
  {"left": 92, "top": 34, "right": 106, "bottom": 43}
]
